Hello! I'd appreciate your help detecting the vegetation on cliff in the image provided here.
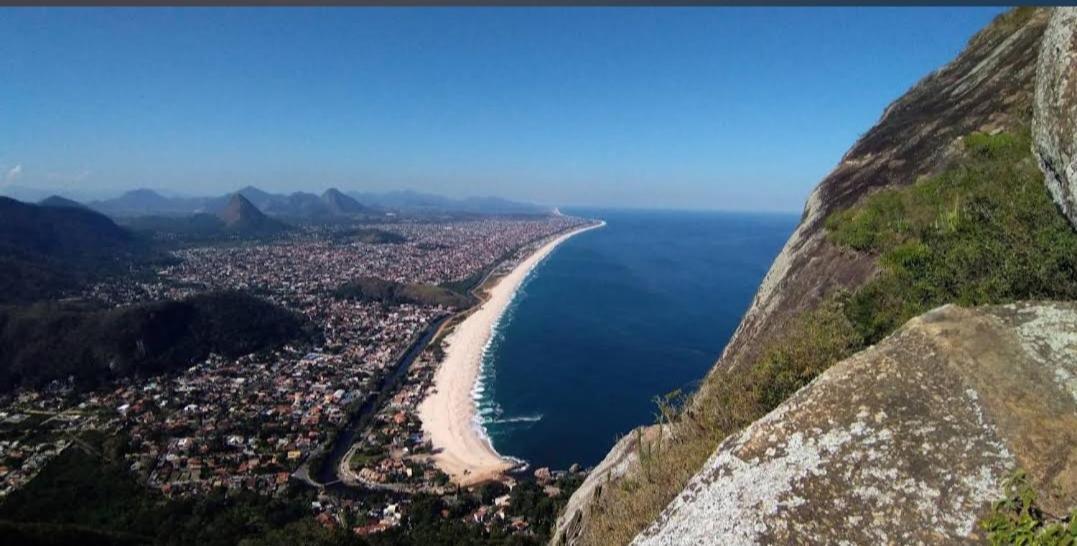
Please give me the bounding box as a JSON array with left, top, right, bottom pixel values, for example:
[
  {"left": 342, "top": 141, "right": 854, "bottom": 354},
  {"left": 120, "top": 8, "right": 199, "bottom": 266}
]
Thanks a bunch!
[
  {"left": 826, "top": 129, "right": 1077, "bottom": 343},
  {"left": 576, "top": 129, "right": 1077, "bottom": 545},
  {"left": 981, "top": 472, "right": 1077, "bottom": 546}
]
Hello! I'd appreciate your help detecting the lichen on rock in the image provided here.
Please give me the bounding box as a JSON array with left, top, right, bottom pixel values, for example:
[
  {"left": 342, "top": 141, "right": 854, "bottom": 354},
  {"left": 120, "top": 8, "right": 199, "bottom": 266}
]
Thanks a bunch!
[{"left": 633, "top": 303, "right": 1077, "bottom": 546}]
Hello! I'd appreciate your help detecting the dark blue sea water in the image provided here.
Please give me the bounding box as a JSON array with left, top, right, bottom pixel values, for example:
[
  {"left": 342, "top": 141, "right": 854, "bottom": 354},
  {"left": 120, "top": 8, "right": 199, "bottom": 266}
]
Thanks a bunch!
[{"left": 474, "top": 208, "right": 797, "bottom": 470}]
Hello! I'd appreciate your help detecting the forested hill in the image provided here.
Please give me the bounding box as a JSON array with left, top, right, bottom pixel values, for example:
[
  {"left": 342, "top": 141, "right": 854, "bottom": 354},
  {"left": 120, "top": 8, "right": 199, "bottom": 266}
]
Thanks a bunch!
[
  {"left": 0, "top": 196, "right": 152, "bottom": 304},
  {"left": 0, "top": 196, "right": 137, "bottom": 259},
  {"left": 333, "top": 277, "right": 472, "bottom": 309},
  {"left": 0, "top": 291, "right": 311, "bottom": 392}
]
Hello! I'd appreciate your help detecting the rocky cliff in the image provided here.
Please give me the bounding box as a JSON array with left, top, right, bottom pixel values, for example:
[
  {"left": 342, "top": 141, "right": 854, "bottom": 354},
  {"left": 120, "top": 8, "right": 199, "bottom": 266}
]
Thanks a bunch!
[
  {"left": 1034, "top": 7, "right": 1077, "bottom": 228},
  {"left": 716, "top": 7, "right": 1047, "bottom": 378},
  {"left": 555, "top": 8, "right": 1077, "bottom": 545},
  {"left": 634, "top": 302, "right": 1077, "bottom": 545}
]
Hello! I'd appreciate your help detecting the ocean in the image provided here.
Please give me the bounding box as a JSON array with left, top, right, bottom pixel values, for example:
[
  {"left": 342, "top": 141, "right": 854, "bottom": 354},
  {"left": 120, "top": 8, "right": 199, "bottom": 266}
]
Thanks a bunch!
[{"left": 474, "top": 208, "right": 798, "bottom": 470}]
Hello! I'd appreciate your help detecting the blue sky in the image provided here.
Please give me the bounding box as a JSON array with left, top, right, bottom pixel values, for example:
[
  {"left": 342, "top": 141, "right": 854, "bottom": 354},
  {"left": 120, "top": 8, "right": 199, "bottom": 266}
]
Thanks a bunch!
[{"left": 1, "top": 7, "right": 1004, "bottom": 211}]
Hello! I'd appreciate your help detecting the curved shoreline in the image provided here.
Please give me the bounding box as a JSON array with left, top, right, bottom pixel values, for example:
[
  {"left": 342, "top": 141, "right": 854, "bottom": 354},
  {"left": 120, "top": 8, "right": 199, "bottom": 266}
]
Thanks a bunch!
[{"left": 418, "top": 221, "right": 605, "bottom": 485}]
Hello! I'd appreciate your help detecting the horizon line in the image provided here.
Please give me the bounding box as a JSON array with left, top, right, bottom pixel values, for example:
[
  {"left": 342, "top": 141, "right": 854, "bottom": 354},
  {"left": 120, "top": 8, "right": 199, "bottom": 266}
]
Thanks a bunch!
[{"left": 0, "top": 184, "right": 806, "bottom": 215}]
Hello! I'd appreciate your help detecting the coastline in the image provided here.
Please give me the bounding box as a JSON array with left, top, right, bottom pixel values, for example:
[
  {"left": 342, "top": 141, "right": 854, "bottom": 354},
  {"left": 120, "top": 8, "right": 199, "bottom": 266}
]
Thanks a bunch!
[{"left": 418, "top": 220, "right": 606, "bottom": 485}]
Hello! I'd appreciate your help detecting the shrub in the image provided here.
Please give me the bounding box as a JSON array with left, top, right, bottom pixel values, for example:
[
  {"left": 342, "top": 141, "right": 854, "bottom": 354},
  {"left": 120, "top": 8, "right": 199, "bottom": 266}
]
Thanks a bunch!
[
  {"left": 980, "top": 471, "right": 1077, "bottom": 546},
  {"left": 828, "top": 130, "right": 1077, "bottom": 344}
]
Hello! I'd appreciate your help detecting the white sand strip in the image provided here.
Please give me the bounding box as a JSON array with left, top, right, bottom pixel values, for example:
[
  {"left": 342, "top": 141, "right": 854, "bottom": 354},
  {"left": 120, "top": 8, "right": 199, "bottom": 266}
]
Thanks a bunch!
[{"left": 418, "top": 221, "right": 605, "bottom": 485}]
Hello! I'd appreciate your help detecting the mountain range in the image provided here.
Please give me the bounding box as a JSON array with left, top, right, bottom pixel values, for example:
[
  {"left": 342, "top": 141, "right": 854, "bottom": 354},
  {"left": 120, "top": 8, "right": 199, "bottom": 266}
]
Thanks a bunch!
[
  {"left": 346, "top": 189, "right": 550, "bottom": 215},
  {"left": 0, "top": 190, "right": 298, "bottom": 303},
  {"left": 0, "top": 185, "right": 551, "bottom": 219},
  {"left": 83, "top": 186, "right": 365, "bottom": 219},
  {"left": 116, "top": 193, "right": 291, "bottom": 240}
]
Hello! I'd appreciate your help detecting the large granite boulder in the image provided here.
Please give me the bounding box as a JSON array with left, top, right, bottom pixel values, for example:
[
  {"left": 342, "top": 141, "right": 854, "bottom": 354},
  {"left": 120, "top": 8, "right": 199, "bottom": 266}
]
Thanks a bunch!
[
  {"left": 1034, "top": 7, "right": 1077, "bottom": 229},
  {"left": 634, "top": 302, "right": 1077, "bottom": 545}
]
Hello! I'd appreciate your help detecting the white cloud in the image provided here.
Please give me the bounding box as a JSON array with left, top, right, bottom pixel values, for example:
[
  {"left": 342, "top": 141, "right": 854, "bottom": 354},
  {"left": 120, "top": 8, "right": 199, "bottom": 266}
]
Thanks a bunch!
[{"left": 5, "top": 164, "right": 22, "bottom": 183}]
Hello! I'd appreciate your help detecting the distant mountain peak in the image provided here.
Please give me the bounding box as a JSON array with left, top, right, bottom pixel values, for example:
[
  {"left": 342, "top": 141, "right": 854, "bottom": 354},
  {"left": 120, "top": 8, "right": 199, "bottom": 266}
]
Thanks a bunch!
[
  {"left": 38, "top": 195, "right": 86, "bottom": 209},
  {"left": 321, "top": 187, "right": 366, "bottom": 214},
  {"left": 217, "top": 193, "right": 262, "bottom": 226},
  {"left": 124, "top": 188, "right": 165, "bottom": 198},
  {"left": 237, "top": 185, "right": 268, "bottom": 195},
  {"left": 216, "top": 193, "right": 287, "bottom": 234}
]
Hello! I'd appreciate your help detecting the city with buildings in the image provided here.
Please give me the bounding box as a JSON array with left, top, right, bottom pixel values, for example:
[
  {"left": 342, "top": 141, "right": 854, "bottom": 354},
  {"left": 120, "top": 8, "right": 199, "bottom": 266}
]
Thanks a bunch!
[{"left": 0, "top": 214, "right": 589, "bottom": 539}]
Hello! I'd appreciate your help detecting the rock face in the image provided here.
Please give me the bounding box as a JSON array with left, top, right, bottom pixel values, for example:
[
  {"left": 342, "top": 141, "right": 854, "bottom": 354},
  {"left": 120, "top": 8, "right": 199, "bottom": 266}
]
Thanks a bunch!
[
  {"left": 634, "top": 302, "right": 1077, "bottom": 546},
  {"left": 552, "top": 426, "right": 667, "bottom": 545},
  {"left": 1034, "top": 7, "right": 1077, "bottom": 228},
  {"left": 554, "top": 10, "right": 1053, "bottom": 544},
  {"left": 715, "top": 8, "right": 1048, "bottom": 379}
]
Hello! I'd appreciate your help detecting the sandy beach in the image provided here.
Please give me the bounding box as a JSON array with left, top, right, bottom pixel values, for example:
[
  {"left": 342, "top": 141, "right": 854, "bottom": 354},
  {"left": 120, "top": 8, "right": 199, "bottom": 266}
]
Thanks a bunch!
[{"left": 418, "top": 221, "right": 605, "bottom": 485}]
